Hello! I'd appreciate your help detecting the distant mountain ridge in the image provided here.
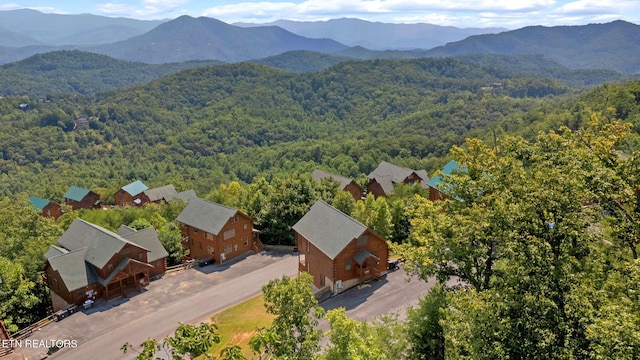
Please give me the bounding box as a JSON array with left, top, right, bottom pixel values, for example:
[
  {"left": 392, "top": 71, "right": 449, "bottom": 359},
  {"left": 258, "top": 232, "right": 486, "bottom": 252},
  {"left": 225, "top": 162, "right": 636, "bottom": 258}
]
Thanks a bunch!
[
  {"left": 86, "top": 15, "right": 348, "bottom": 63},
  {"left": 0, "top": 9, "right": 164, "bottom": 45},
  {"left": 425, "top": 20, "right": 640, "bottom": 74},
  {"left": 236, "top": 18, "right": 507, "bottom": 50}
]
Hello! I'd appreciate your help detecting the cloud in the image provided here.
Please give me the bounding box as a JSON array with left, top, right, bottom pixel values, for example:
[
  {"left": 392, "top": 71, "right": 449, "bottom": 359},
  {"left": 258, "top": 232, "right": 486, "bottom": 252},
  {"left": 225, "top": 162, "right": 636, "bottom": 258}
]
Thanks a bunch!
[
  {"left": 95, "top": 0, "right": 188, "bottom": 18},
  {"left": 555, "top": 0, "right": 636, "bottom": 15}
]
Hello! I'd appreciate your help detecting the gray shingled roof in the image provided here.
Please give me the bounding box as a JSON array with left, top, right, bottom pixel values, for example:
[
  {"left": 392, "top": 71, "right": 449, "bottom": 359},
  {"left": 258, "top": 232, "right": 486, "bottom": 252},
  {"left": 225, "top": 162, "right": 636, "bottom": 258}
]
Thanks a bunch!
[
  {"left": 368, "top": 161, "right": 429, "bottom": 195},
  {"left": 292, "top": 200, "right": 367, "bottom": 260},
  {"left": 46, "top": 247, "right": 98, "bottom": 291},
  {"left": 311, "top": 170, "right": 354, "bottom": 190},
  {"left": 144, "top": 184, "right": 178, "bottom": 202},
  {"left": 121, "top": 227, "right": 169, "bottom": 262},
  {"left": 57, "top": 219, "right": 148, "bottom": 269},
  {"left": 166, "top": 189, "right": 198, "bottom": 203},
  {"left": 176, "top": 197, "right": 237, "bottom": 235}
]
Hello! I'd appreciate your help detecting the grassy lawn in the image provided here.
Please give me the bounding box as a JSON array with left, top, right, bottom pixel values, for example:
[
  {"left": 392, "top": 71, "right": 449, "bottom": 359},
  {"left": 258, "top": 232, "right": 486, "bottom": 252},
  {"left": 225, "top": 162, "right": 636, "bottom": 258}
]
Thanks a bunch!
[{"left": 207, "top": 294, "right": 274, "bottom": 359}]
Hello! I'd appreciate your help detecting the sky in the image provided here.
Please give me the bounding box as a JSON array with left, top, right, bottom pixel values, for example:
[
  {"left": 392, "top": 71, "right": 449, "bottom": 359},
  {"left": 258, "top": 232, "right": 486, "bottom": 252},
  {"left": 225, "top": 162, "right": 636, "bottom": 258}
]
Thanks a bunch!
[{"left": 0, "top": 0, "right": 639, "bottom": 29}]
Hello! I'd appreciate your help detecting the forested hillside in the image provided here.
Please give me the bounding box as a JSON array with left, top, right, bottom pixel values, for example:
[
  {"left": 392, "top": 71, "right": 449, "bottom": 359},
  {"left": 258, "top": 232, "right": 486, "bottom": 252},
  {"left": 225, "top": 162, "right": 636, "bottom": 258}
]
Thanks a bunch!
[
  {"left": 0, "top": 50, "right": 224, "bottom": 97},
  {"left": 0, "top": 57, "right": 576, "bottom": 201}
]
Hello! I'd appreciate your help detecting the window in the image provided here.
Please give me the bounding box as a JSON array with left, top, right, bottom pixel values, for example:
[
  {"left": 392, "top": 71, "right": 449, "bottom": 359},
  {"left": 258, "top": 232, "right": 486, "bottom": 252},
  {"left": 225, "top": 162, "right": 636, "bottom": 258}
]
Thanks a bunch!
[
  {"left": 193, "top": 228, "right": 198, "bottom": 233},
  {"left": 234, "top": 244, "right": 238, "bottom": 251},
  {"left": 205, "top": 232, "right": 214, "bottom": 240},
  {"left": 345, "top": 261, "right": 352, "bottom": 271},
  {"left": 244, "top": 238, "right": 249, "bottom": 247},
  {"left": 231, "top": 214, "right": 239, "bottom": 223},
  {"left": 223, "top": 228, "right": 236, "bottom": 240},
  {"left": 208, "top": 246, "right": 215, "bottom": 255},
  {"left": 108, "top": 264, "right": 113, "bottom": 271},
  {"left": 244, "top": 223, "right": 248, "bottom": 230},
  {"left": 224, "top": 245, "right": 232, "bottom": 254},
  {"left": 138, "top": 252, "right": 144, "bottom": 260},
  {"left": 357, "top": 235, "right": 369, "bottom": 247}
]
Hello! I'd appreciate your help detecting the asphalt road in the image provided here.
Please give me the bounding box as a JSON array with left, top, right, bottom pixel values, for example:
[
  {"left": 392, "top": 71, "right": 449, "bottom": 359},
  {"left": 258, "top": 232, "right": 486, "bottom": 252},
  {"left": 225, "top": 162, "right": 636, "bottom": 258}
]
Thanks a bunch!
[
  {"left": 12, "top": 251, "right": 298, "bottom": 360},
  {"left": 10, "top": 252, "right": 438, "bottom": 360}
]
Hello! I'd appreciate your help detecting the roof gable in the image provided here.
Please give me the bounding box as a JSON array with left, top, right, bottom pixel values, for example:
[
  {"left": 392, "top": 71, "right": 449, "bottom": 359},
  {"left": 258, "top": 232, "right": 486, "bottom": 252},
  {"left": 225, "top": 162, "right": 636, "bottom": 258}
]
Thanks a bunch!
[
  {"left": 46, "top": 247, "right": 98, "bottom": 291},
  {"left": 121, "top": 227, "right": 169, "bottom": 262},
  {"left": 292, "top": 200, "right": 367, "bottom": 259},
  {"left": 121, "top": 180, "right": 149, "bottom": 196},
  {"left": 176, "top": 197, "right": 237, "bottom": 235},
  {"left": 144, "top": 184, "right": 178, "bottom": 202},
  {"left": 57, "top": 218, "right": 147, "bottom": 269},
  {"left": 63, "top": 186, "right": 91, "bottom": 202},
  {"left": 368, "top": 161, "right": 429, "bottom": 194},
  {"left": 311, "top": 170, "right": 355, "bottom": 190},
  {"left": 29, "top": 195, "right": 50, "bottom": 210}
]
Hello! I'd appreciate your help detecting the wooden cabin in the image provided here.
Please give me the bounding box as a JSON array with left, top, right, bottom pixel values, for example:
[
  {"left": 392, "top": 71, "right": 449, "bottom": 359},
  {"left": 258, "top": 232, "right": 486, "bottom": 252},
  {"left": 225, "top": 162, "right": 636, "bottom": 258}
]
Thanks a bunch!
[
  {"left": 427, "top": 160, "right": 461, "bottom": 201},
  {"left": 29, "top": 195, "right": 62, "bottom": 220},
  {"left": 43, "top": 219, "right": 167, "bottom": 311},
  {"left": 293, "top": 200, "right": 389, "bottom": 294},
  {"left": 115, "top": 180, "right": 149, "bottom": 207},
  {"left": 176, "top": 197, "right": 257, "bottom": 263},
  {"left": 366, "top": 161, "right": 429, "bottom": 198},
  {"left": 63, "top": 186, "right": 100, "bottom": 210},
  {"left": 312, "top": 169, "right": 363, "bottom": 200}
]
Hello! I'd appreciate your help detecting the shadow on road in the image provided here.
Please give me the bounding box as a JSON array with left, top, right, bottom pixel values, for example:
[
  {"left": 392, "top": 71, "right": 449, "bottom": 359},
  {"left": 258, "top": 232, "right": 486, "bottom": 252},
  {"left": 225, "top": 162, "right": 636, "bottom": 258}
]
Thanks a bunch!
[{"left": 320, "top": 275, "right": 390, "bottom": 312}]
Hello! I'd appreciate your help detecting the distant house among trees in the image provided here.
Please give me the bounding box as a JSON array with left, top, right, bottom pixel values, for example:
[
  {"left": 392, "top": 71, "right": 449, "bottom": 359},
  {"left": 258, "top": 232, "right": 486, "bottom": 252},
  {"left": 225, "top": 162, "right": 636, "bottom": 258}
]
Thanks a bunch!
[
  {"left": 43, "top": 219, "right": 168, "bottom": 311},
  {"left": 366, "top": 161, "right": 429, "bottom": 197},
  {"left": 63, "top": 185, "right": 101, "bottom": 210},
  {"left": 176, "top": 197, "right": 260, "bottom": 264},
  {"left": 427, "top": 160, "right": 462, "bottom": 201},
  {"left": 293, "top": 200, "right": 389, "bottom": 294},
  {"left": 28, "top": 195, "right": 62, "bottom": 220},
  {"left": 115, "top": 180, "right": 149, "bottom": 206},
  {"left": 312, "top": 169, "right": 363, "bottom": 200},
  {"left": 142, "top": 184, "right": 178, "bottom": 204},
  {"left": 115, "top": 182, "right": 182, "bottom": 207}
]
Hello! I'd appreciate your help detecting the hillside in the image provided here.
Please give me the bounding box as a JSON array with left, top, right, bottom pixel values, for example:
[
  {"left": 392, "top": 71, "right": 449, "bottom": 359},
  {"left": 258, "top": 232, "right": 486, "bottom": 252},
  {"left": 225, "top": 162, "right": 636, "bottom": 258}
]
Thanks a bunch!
[
  {"left": 426, "top": 20, "right": 640, "bottom": 74},
  {"left": 0, "top": 50, "right": 224, "bottom": 97},
  {"left": 0, "top": 57, "right": 578, "bottom": 198},
  {"left": 87, "top": 16, "right": 349, "bottom": 64}
]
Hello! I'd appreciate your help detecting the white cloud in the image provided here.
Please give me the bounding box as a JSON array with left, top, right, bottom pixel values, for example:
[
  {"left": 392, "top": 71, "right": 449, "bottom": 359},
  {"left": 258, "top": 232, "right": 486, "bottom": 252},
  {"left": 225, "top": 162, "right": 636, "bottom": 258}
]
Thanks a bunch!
[{"left": 555, "top": 0, "right": 635, "bottom": 15}]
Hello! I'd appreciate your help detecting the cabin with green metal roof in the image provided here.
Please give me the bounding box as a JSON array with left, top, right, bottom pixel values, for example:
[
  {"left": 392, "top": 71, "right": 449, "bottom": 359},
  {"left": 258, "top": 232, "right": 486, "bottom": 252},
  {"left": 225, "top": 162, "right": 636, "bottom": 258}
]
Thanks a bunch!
[
  {"left": 427, "top": 160, "right": 462, "bottom": 201},
  {"left": 28, "top": 195, "right": 62, "bottom": 219},
  {"left": 293, "top": 200, "right": 389, "bottom": 294},
  {"left": 115, "top": 180, "right": 149, "bottom": 206},
  {"left": 63, "top": 185, "right": 101, "bottom": 210}
]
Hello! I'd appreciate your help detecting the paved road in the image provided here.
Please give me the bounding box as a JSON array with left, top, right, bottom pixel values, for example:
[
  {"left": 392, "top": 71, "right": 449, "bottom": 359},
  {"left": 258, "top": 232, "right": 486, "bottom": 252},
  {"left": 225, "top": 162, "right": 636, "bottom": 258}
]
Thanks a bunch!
[
  {"left": 11, "top": 251, "right": 298, "bottom": 360},
  {"left": 10, "top": 253, "right": 439, "bottom": 360}
]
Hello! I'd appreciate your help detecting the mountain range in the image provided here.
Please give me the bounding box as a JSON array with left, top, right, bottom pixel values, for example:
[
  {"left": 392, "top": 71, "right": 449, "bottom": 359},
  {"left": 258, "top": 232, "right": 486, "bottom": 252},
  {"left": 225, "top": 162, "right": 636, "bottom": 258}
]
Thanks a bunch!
[
  {"left": 235, "top": 18, "right": 506, "bottom": 50},
  {"left": 0, "top": 9, "right": 639, "bottom": 76}
]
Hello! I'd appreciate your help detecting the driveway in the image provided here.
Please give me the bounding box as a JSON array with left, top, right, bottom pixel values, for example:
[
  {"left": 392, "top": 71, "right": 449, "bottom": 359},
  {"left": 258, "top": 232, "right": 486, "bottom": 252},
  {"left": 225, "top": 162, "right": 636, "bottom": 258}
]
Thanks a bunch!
[{"left": 10, "top": 251, "right": 298, "bottom": 360}]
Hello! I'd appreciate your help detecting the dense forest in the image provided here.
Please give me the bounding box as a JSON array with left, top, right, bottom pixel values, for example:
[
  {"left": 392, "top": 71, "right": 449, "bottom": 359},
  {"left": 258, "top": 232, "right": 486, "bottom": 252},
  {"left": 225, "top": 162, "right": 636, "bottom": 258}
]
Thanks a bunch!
[{"left": 1, "top": 53, "right": 640, "bottom": 358}]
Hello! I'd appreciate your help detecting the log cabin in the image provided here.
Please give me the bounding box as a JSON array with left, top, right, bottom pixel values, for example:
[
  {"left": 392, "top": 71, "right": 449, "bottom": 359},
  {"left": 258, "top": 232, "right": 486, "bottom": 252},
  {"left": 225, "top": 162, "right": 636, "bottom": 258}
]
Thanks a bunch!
[
  {"left": 366, "top": 161, "right": 429, "bottom": 198},
  {"left": 176, "top": 197, "right": 257, "bottom": 263},
  {"left": 115, "top": 180, "right": 149, "bottom": 207},
  {"left": 63, "top": 186, "right": 101, "bottom": 210},
  {"left": 28, "top": 195, "right": 62, "bottom": 220},
  {"left": 427, "top": 160, "right": 461, "bottom": 201},
  {"left": 312, "top": 169, "right": 363, "bottom": 200},
  {"left": 43, "top": 219, "right": 167, "bottom": 311},
  {"left": 293, "top": 200, "right": 389, "bottom": 294}
]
